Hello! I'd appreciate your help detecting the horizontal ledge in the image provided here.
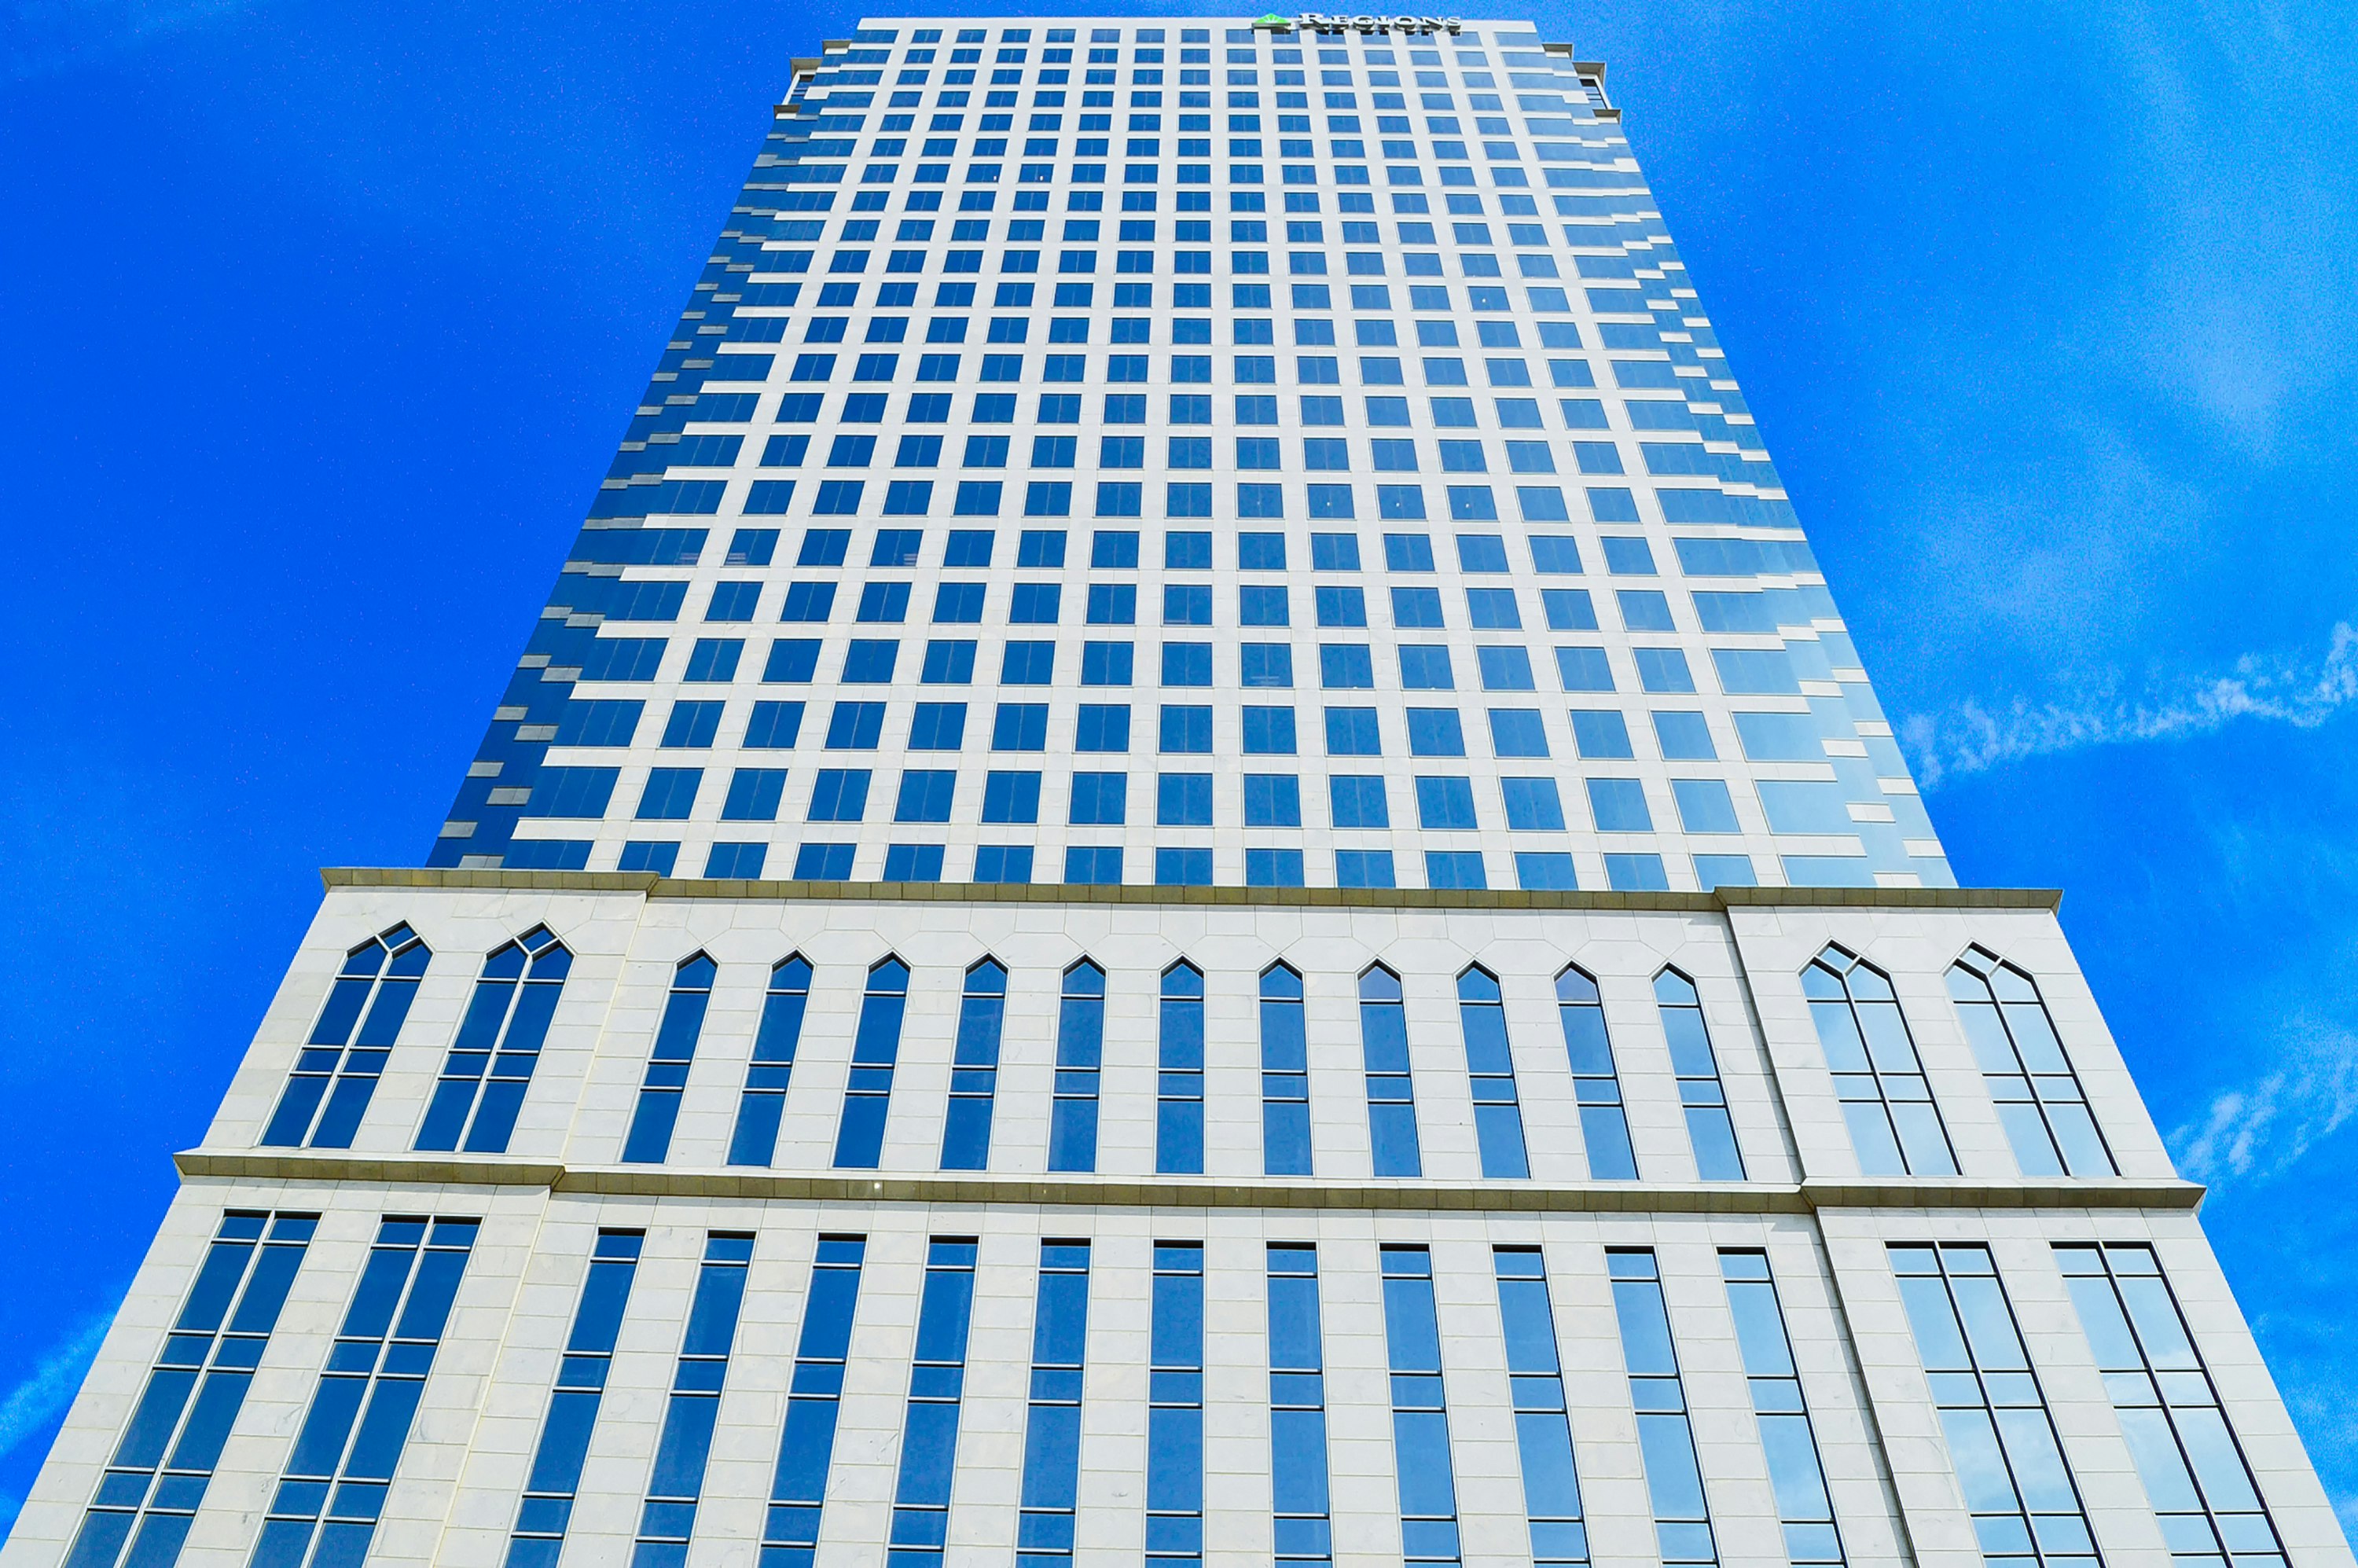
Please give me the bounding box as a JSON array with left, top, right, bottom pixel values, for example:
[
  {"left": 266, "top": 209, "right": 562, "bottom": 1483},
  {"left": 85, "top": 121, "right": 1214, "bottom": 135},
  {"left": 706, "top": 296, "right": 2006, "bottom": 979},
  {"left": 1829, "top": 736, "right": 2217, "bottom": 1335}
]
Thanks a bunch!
[
  {"left": 321, "top": 867, "right": 2062, "bottom": 915},
  {"left": 174, "top": 1151, "right": 2198, "bottom": 1214}
]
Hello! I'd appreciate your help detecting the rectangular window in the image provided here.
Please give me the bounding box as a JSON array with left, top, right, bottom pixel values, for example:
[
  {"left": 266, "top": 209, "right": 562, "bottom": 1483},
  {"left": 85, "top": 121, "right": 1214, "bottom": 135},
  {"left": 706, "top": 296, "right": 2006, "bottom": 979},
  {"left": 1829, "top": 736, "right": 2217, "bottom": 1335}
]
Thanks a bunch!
[
  {"left": 885, "top": 1238, "right": 979, "bottom": 1566},
  {"left": 832, "top": 960, "right": 911, "bottom": 1168},
  {"left": 1267, "top": 1245, "right": 1332, "bottom": 1565},
  {"left": 1610, "top": 1250, "right": 1718, "bottom": 1567},
  {"left": 726, "top": 957, "right": 811, "bottom": 1166},
  {"left": 1719, "top": 1252, "right": 1844, "bottom": 1567},
  {"left": 630, "top": 1232, "right": 754, "bottom": 1564},
  {"left": 1381, "top": 1247, "right": 1462, "bottom": 1565},
  {"left": 1019, "top": 1241, "right": 1093, "bottom": 1567},
  {"left": 503, "top": 1230, "right": 643, "bottom": 1566},
  {"left": 762, "top": 1236, "right": 867, "bottom": 1562},
  {"left": 940, "top": 962, "right": 1008, "bottom": 1170},
  {"left": 66, "top": 1210, "right": 318, "bottom": 1568},
  {"left": 1148, "top": 1243, "right": 1206, "bottom": 1566},
  {"left": 1359, "top": 968, "right": 1420, "bottom": 1176},
  {"left": 1493, "top": 1248, "right": 1591, "bottom": 1568},
  {"left": 247, "top": 1217, "right": 479, "bottom": 1568}
]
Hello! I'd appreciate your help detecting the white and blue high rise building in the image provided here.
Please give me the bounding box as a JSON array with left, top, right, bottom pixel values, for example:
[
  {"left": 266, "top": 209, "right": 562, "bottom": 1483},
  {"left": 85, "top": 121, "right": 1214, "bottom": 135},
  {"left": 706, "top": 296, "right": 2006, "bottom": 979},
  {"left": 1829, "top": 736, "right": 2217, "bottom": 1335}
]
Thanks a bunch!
[{"left": 9, "top": 17, "right": 2351, "bottom": 1568}]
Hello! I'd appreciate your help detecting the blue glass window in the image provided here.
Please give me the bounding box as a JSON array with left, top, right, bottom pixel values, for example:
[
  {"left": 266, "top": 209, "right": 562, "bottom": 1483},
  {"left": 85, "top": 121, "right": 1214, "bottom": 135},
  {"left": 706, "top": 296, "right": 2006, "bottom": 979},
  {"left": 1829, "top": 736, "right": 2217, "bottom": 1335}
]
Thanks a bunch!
[
  {"left": 726, "top": 957, "right": 812, "bottom": 1166},
  {"left": 939, "top": 961, "right": 1008, "bottom": 1170},
  {"left": 621, "top": 954, "right": 718, "bottom": 1163},
  {"left": 832, "top": 958, "right": 912, "bottom": 1168},
  {"left": 630, "top": 1232, "right": 754, "bottom": 1566},
  {"left": 415, "top": 928, "right": 570, "bottom": 1155},
  {"left": 262, "top": 927, "right": 429, "bottom": 1149}
]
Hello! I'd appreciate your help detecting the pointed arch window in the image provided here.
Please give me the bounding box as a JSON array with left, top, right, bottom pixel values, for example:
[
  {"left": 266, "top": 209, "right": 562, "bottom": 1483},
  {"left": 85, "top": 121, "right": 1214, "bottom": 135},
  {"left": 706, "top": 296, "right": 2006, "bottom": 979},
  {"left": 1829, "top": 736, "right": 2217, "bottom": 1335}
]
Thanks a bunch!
[
  {"left": 832, "top": 957, "right": 910, "bottom": 1168},
  {"left": 415, "top": 926, "right": 570, "bottom": 1155},
  {"left": 621, "top": 953, "right": 718, "bottom": 1163},
  {"left": 1802, "top": 945, "right": 1956, "bottom": 1176},
  {"left": 1359, "top": 965, "right": 1421, "bottom": 1177},
  {"left": 1555, "top": 964, "right": 1636, "bottom": 1180},
  {"left": 263, "top": 925, "right": 429, "bottom": 1148},
  {"left": 1260, "top": 964, "right": 1311, "bottom": 1175},
  {"left": 726, "top": 956, "right": 812, "bottom": 1166},
  {"left": 1460, "top": 966, "right": 1530, "bottom": 1177},
  {"left": 1157, "top": 960, "right": 1207, "bottom": 1173},
  {"left": 1049, "top": 960, "right": 1107, "bottom": 1173},
  {"left": 1949, "top": 948, "right": 2114, "bottom": 1177},
  {"left": 941, "top": 959, "right": 1008, "bottom": 1170},
  {"left": 1656, "top": 968, "right": 1743, "bottom": 1181}
]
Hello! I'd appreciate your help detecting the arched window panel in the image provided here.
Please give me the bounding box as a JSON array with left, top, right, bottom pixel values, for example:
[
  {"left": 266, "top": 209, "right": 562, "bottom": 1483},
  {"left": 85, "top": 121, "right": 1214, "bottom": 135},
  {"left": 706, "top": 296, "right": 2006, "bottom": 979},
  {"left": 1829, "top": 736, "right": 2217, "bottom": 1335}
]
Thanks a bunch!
[
  {"left": 1948, "top": 947, "right": 2114, "bottom": 1177},
  {"left": 942, "top": 957, "right": 1010, "bottom": 1171},
  {"left": 728, "top": 954, "right": 814, "bottom": 1168},
  {"left": 1158, "top": 960, "right": 1207, "bottom": 1174},
  {"left": 1456, "top": 964, "right": 1528, "bottom": 1178},
  {"left": 1260, "top": 963, "right": 1310, "bottom": 1176},
  {"left": 1357, "top": 964, "right": 1420, "bottom": 1177},
  {"left": 1555, "top": 962, "right": 1635, "bottom": 1181},
  {"left": 832, "top": 955, "right": 912, "bottom": 1169},
  {"left": 415, "top": 925, "right": 569, "bottom": 1155},
  {"left": 262, "top": 925, "right": 432, "bottom": 1149},
  {"left": 1802, "top": 945, "right": 1956, "bottom": 1177},
  {"left": 1049, "top": 960, "right": 1107, "bottom": 1173},
  {"left": 622, "top": 953, "right": 720, "bottom": 1165},
  {"left": 1655, "top": 966, "right": 1743, "bottom": 1181}
]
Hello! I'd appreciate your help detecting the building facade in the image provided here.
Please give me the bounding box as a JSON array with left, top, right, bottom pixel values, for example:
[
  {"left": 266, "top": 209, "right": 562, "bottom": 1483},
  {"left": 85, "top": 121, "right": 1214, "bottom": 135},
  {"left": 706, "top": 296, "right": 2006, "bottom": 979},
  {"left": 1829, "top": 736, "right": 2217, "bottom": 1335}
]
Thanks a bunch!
[{"left": 8, "top": 15, "right": 2349, "bottom": 1568}]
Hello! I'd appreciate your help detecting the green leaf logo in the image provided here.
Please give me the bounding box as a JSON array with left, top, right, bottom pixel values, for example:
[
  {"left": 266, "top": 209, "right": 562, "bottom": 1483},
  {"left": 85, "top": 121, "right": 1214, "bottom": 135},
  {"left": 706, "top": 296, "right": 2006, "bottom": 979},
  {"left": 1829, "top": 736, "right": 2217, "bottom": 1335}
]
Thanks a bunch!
[{"left": 1252, "top": 13, "right": 1294, "bottom": 29}]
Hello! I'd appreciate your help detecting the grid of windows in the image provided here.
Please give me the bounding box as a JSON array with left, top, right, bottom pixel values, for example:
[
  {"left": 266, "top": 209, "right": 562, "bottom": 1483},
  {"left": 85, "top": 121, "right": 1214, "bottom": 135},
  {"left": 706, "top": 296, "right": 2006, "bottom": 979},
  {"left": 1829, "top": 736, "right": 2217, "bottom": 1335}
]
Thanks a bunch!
[
  {"left": 414, "top": 927, "right": 569, "bottom": 1155},
  {"left": 1802, "top": 943, "right": 1957, "bottom": 1177},
  {"left": 262, "top": 927, "right": 428, "bottom": 1149},
  {"left": 1950, "top": 946, "right": 2113, "bottom": 1177}
]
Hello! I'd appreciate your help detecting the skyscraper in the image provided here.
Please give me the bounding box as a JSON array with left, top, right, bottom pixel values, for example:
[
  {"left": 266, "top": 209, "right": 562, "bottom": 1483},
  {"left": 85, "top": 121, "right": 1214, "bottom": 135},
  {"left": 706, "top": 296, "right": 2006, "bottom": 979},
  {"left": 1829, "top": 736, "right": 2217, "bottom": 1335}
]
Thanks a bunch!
[{"left": 8, "top": 13, "right": 2349, "bottom": 1568}]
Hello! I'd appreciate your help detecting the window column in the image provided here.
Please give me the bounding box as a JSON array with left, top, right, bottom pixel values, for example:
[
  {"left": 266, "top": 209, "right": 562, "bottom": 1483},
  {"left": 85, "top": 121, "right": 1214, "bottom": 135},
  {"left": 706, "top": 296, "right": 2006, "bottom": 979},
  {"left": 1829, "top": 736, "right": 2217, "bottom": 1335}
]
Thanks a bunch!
[
  {"left": 1260, "top": 964, "right": 1312, "bottom": 1175},
  {"left": 887, "top": 1238, "right": 980, "bottom": 1566},
  {"left": 1357, "top": 966, "right": 1422, "bottom": 1176},
  {"left": 1049, "top": 961, "right": 1106, "bottom": 1172},
  {"left": 1493, "top": 1247, "right": 1589, "bottom": 1567},
  {"left": 1608, "top": 1248, "right": 1717, "bottom": 1568},
  {"left": 762, "top": 1236, "right": 868, "bottom": 1567},
  {"left": 1555, "top": 967, "right": 1636, "bottom": 1179},
  {"left": 1719, "top": 1250, "right": 1842, "bottom": 1566},
  {"left": 623, "top": 955, "right": 718, "bottom": 1163},
  {"left": 631, "top": 1232, "right": 754, "bottom": 1566},
  {"left": 1657, "top": 970, "right": 1743, "bottom": 1180},
  {"left": 941, "top": 961, "right": 1008, "bottom": 1169},
  {"left": 506, "top": 1230, "right": 645, "bottom": 1567},
  {"left": 1156, "top": 964, "right": 1207, "bottom": 1173},
  {"left": 1266, "top": 1243, "right": 1332, "bottom": 1564},
  {"left": 833, "top": 957, "right": 911, "bottom": 1167},
  {"left": 1018, "top": 1240, "right": 1091, "bottom": 1568},
  {"left": 1379, "top": 1245, "right": 1462, "bottom": 1566},
  {"left": 1147, "top": 1241, "right": 1205, "bottom": 1566}
]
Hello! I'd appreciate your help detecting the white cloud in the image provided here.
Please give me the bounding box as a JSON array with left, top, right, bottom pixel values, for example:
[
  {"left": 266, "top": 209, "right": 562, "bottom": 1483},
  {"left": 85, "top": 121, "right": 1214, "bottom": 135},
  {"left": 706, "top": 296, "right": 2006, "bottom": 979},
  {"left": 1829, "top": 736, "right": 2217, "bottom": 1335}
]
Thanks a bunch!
[
  {"left": 0, "top": 1310, "right": 115, "bottom": 1462},
  {"left": 2170, "top": 1023, "right": 2358, "bottom": 1187},
  {"left": 1900, "top": 621, "right": 2358, "bottom": 788}
]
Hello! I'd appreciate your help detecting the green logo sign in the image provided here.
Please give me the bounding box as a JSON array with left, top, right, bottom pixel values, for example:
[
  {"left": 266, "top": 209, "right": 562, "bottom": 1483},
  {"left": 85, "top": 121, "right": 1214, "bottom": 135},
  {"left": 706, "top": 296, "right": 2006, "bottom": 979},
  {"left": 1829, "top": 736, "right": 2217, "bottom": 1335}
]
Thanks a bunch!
[{"left": 1251, "top": 13, "right": 1293, "bottom": 28}]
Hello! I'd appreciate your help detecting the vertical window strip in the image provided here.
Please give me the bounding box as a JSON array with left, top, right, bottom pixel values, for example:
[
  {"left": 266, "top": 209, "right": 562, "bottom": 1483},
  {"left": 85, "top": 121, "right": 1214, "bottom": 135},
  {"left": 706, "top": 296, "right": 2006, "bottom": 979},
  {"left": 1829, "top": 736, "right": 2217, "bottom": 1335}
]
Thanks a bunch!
[
  {"left": 833, "top": 957, "right": 912, "bottom": 1167},
  {"left": 1261, "top": 966, "right": 1312, "bottom": 1175},
  {"left": 1657, "top": 971, "right": 1744, "bottom": 1180},
  {"left": 1607, "top": 1248, "right": 1718, "bottom": 1567},
  {"left": 887, "top": 1238, "right": 980, "bottom": 1566},
  {"left": 1492, "top": 1247, "right": 1589, "bottom": 1566},
  {"left": 1802, "top": 946, "right": 1958, "bottom": 1177},
  {"left": 1049, "top": 962, "right": 1106, "bottom": 1173},
  {"left": 632, "top": 1232, "right": 755, "bottom": 1566},
  {"left": 1018, "top": 1241, "right": 1092, "bottom": 1568},
  {"left": 1358, "top": 967, "right": 1423, "bottom": 1177},
  {"left": 1266, "top": 1244, "right": 1332, "bottom": 1565},
  {"left": 252, "top": 1215, "right": 481, "bottom": 1568},
  {"left": 1554, "top": 968, "right": 1636, "bottom": 1179},
  {"left": 263, "top": 926, "right": 429, "bottom": 1149},
  {"left": 2055, "top": 1243, "right": 2283, "bottom": 1567},
  {"left": 728, "top": 955, "right": 813, "bottom": 1166},
  {"left": 1148, "top": 1242, "right": 1206, "bottom": 1566},
  {"left": 1890, "top": 1243, "right": 2098, "bottom": 1568},
  {"left": 1157, "top": 964, "right": 1207, "bottom": 1174},
  {"left": 623, "top": 955, "right": 718, "bottom": 1163},
  {"left": 416, "top": 926, "right": 571, "bottom": 1155},
  {"left": 1457, "top": 968, "right": 1530, "bottom": 1177},
  {"left": 763, "top": 1235, "right": 867, "bottom": 1564},
  {"left": 1951, "top": 950, "right": 2114, "bottom": 1177},
  {"left": 1380, "top": 1246, "right": 1462, "bottom": 1565},
  {"left": 505, "top": 1230, "right": 645, "bottom": 1567},
  {"left": 1717, "top": 1251, "right": 1842, "bottom": 1566},
  {"left": 941, "top": 962, "right": 1008, "bottom": 1170},
  {"left": 64, "top": 1211, "right": 318, "bottom": 1568}
]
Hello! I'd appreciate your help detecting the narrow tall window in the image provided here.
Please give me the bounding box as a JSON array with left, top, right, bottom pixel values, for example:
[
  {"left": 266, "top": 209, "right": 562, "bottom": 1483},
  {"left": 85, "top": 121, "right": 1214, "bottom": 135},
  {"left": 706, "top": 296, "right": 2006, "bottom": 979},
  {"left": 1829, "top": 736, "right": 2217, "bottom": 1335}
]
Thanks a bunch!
[
  {"left": 1719, "top": 1251, "right": 1842, "bottom": 1566},
  {"left": 763, "top": 1236, "right": 867, "bottom": 1566},
  {"left": 1148, "top": 1242, "right": 1206, "bottom": 1566},
  {"left": 506, "top": 1231, "right": 645, "bottom": 1568},
  {"left": 64, "top": 1211, "right": 316, "bottom": 1568},
  {"left": 1890, "top": 1243, "right": 2098, "bottom": 1568},
  {"left": 1951, "top": 949, "right": 2114, "bottom": 1177},
  {"left": 623, "top": 954, "right": 718, "bottom": 1163},
  {"left": 1458, "top": 967, "right": 1530, "bottom": 1177},
  {"left": 1555, "top": 966, "right": 1636, "bottom": 1179},
  {"left": 1267, "top": 1243, "right": 1332, "bottom": 1566},
  {"left": 1019, "top": 1241, "right": 1092, "bottom": 1568},
  {"left": 1493, "top": 1247, "right": 1589, "bottom": 1568},
  {"left": 728, "top": 955, "right": 811, "bottom": 1166},
  {"left": 833, "top": 957, "right": 911, "bottom": 1167},
  {"left": 1609, "top": 1249, "right": 1718, "bottom": 1568},
  {"left": 888, "top": 1238, "right": 980, "bottom": 1566},
  {"left": 1157, "top": 963, "right": 1207, "bottom": 1174},
  {"left": 263, "top": 926, "right": 429, "bottom": 1148},
  {"left": 250, "top": 1216, "right": 479, "bottom": 1568},
  {"left": 1261, "top": 964, "right": 1312, "bottom": 1175},
  {"left": 416, "top": 926, "right": 571, "bottom": 1154},
  {"left": 1802, "top": 945, "right": 1957, "bottom": 1176},
  {"left": 630, "top": 1233, "right": 752, "bottom": 1566},
  {"left": 2057, "top": 1243, "right": 2283, "bottom": 1568},
  {"left": 1049, "top": 961, "right": 1106, "bottom": 1173},
  {"left": 1657, "top": 970, "right": 1743, "bottom": 1180},
  {"left": 941, "top": 961, "right": 1008, "bottom": 1170},
  {"left": 1359, "top": 966, "right": 1422, "bottom": 1176},
  {"left": 1381, "top": 1246, "right": 1462, "bottom": 1566}
]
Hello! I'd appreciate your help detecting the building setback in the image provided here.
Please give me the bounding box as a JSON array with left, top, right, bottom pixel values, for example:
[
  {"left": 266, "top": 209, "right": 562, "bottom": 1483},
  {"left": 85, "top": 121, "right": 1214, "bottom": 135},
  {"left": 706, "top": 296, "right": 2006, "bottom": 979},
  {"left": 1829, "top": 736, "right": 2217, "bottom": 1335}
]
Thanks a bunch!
[{"left": 9, "top": 15, "right": 2350, "bottom": 1568}]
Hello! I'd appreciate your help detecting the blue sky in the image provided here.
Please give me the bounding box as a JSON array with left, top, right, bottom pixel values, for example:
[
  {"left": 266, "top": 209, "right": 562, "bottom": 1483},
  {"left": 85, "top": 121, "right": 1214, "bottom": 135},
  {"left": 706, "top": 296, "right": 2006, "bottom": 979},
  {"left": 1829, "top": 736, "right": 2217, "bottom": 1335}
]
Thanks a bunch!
[{"left": 3, "top": 0, "right": 2355, "bottom": 1540}]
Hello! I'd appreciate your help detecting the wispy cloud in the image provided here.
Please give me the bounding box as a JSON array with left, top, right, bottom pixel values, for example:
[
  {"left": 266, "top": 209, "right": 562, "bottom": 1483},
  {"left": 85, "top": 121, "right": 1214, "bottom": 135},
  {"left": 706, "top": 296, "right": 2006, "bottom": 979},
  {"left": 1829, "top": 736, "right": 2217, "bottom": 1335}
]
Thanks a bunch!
[
  {"left": 0, "top": 1310, "right": 114, "bottom": 1462},
  {"left": 1900, "top": 622, "right": 2358, "bottom": 788},
  {"left": 2170, "top": 1023, "right": 2358, "bottom": 1187},
  {"left": 7, "top": 0, "right": 258, "bottom": 82}
]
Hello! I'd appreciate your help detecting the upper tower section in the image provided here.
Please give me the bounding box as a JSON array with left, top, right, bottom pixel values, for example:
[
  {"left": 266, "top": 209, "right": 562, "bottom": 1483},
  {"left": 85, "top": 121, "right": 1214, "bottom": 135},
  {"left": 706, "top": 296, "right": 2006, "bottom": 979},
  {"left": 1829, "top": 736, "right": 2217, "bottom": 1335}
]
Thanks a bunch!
[{"left": 424, "top": 16, "right": 1950, "bottom": 895}]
